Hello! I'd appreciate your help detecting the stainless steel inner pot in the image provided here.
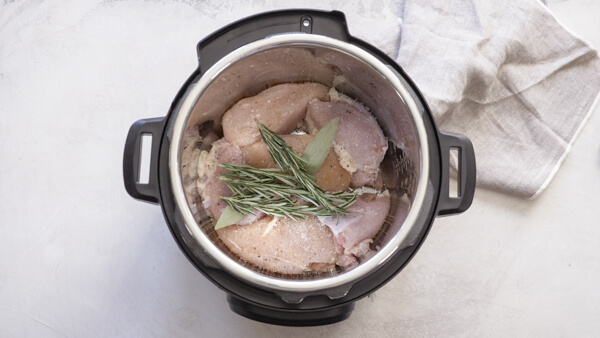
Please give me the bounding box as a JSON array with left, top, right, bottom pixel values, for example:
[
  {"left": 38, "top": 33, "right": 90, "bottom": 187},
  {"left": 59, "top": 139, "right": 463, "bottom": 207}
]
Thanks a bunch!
[{"left": 168, "top": 33, "right": 431, "bottom": 293}]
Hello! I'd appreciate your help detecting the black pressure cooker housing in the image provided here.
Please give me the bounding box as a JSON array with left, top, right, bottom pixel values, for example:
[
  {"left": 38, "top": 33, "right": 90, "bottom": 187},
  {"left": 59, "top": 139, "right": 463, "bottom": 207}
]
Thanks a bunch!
[{"left": 123, "top": 10, "right": 475, "bottom": 326}]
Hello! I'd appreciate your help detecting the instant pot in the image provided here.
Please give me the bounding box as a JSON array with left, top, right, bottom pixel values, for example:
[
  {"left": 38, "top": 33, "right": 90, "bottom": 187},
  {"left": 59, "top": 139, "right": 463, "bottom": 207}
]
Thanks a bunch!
[{"left": 123, "top": 9, "right": 476, "bottom": 326}]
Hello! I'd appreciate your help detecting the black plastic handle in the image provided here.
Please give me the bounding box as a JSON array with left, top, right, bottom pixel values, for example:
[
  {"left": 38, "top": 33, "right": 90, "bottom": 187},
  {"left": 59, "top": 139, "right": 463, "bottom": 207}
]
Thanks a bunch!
[
  {"left": 197, "top": 9, "right": 351, "bottom": 73},
  {"left": 123, "top": 117, "right": 165, "bottom": 204},
  {"left": 437, "top": 131, "right": 476, "bottom": 216}
]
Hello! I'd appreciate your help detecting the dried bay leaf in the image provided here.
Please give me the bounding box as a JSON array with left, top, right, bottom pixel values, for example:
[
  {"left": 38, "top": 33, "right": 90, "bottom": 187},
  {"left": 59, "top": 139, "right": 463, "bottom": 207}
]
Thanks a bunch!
[
  {"left": 302, "top": 117, "right": 339, "bottom": 174},
  {"left": 214, "top": 205, "right": 245, "bottom": 230}
]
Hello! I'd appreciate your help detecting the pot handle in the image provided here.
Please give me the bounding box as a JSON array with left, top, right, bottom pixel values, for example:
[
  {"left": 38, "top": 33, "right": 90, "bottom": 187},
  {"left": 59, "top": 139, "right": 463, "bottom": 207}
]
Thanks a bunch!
[
  {"left": 196, "top": 9, "right": 351, "bottom": 73},
  {"left": 123, "top": 117, "right": 165, "bottom": 204},
  {"left": 437, "top": 131, "right": 476, "bottom": 216}
]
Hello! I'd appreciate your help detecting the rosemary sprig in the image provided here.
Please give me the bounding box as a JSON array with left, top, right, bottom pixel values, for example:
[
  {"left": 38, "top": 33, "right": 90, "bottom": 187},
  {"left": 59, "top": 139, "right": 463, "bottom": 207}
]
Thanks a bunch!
[
  {"left": 219, "top": 163, "right": 357, "bottom": 218},
  {"left": 256, "top": 122, "right": 354, "bottom": 215},
  {"left": 214, "top": 119, "right": 357, "bottom": 229}
]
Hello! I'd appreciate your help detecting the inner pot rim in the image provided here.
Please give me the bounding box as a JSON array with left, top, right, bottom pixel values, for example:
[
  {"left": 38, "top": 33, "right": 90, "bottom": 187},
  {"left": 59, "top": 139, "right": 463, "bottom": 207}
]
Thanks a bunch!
[{"left": 168, "top": 33, "right": 430, "bottom": 293}]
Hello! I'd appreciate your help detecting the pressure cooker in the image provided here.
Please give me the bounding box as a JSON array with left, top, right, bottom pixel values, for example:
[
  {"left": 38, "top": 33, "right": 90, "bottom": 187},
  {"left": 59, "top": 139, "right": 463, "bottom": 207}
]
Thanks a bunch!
[{"left": 123, "top": 9, "right": 475, "bottom": 326}]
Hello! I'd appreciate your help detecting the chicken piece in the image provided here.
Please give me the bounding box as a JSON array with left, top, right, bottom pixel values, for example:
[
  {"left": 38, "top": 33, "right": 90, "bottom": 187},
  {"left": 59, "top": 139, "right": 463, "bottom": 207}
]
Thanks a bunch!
[
  {"left": 181, "top": 125, "right": 221, "bottom": 221},
  {"left": 306, "top": 100, "right": 388, "bottom": 188},
  {"left": 197, "top": 138, "right": 263, "bottom": 225},
  {"left": 222, "top": 82, "right": 329, "bottom": 147},
  {"left": 187, "top": 47, "right": 338, "bottom": 128},
  {"left": 181, "top": 126, "right": 203, "bottom": 218},
  {"left": 216, "top": 216, "right": 339, "bottom": 275},
  {"left": 241, "top": 134, "right": 351, "bottom": 192},
  {"left": 319, "top": 191, "right": 390, "bottom": 263},
  {"left": 198, "top": 139, "right": 242, "bottom": 220},
  {"left": 315, "top": 49, "right": 414, "bottom": 149}
]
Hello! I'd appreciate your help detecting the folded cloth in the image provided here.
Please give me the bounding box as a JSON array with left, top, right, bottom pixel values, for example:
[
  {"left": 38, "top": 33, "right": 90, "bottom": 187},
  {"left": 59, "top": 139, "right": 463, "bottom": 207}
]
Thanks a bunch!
[{"left": 394, "top": 0, "right": 600, "bottom": 198}]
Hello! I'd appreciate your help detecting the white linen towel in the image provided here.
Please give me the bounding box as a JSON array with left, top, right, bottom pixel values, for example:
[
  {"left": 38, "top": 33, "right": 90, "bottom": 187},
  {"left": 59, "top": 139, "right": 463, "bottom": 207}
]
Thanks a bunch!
[{"left": 393, "top": 0, "right": 600, "bottom": 198}]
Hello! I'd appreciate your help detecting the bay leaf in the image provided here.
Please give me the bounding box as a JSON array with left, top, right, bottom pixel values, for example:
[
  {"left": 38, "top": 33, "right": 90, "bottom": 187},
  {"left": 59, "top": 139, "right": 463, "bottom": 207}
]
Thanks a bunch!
[
  {"left": 214, "top": 205, "right": 245, "bottom": 230},
  {"left": 302, "top": 117, "right": 339, "bottom": 174}
]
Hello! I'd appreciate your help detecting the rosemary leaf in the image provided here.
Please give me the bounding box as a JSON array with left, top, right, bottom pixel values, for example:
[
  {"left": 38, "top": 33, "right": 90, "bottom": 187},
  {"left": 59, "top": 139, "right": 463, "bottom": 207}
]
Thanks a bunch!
[{"left": 302, "top": 117, "right": 340, "bottom": 174}]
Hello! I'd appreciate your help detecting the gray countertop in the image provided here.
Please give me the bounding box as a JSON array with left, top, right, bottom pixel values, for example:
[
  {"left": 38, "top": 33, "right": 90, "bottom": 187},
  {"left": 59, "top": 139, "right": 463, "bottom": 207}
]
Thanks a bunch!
[{"left": 1, "top": 0, "right": 599, "bottom": 336}]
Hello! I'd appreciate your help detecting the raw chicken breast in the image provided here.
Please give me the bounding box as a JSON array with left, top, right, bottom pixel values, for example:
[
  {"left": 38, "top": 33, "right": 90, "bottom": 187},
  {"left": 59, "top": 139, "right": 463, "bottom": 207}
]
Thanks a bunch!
[
  {"left": 181, "top": 126, "right": 203, "bottom": 218},
  {"left": 242, "top": 134, "right": 351, "bottom": 192},
  {"left": 319, "top": 191, "right": 390, "bottom": 262},
  {"left": 315, "top": 49, "right": 414, "bottom": 149},
  {"left": 222, "top": 82, "right": 329, "bottom": 147},
  {"left": 187, "top": 48, "right": 338, "bottom": 128},
  {"left": 198, "top": 138, "right": 263, "bottom": 225},
  {"left": 181, "top": 126, "right": 221, "bottom": 221},
  {"left": 306, "top": 100, "right": 388, "bottom": 188},
  {"left": 216, "top": 216, "right": 339, "bottom": 275},
  {"left": 198, "top": 139, "right": 243, "bottom": 220}
]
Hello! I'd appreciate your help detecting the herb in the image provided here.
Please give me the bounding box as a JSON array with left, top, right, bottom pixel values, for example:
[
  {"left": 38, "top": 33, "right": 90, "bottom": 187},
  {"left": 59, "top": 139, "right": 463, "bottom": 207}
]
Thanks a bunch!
[
  {"left": 214, "top": 205, "right": 245, "bottom": 230},
  {"left": 301, "top": 117, "right": 340, "bottom": 174},
  {"left": 218, "top": 163, "right": 356, "bottom": 218},
  {"left": 214, "top": 119, "right": 357, "bottom": 230}
]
